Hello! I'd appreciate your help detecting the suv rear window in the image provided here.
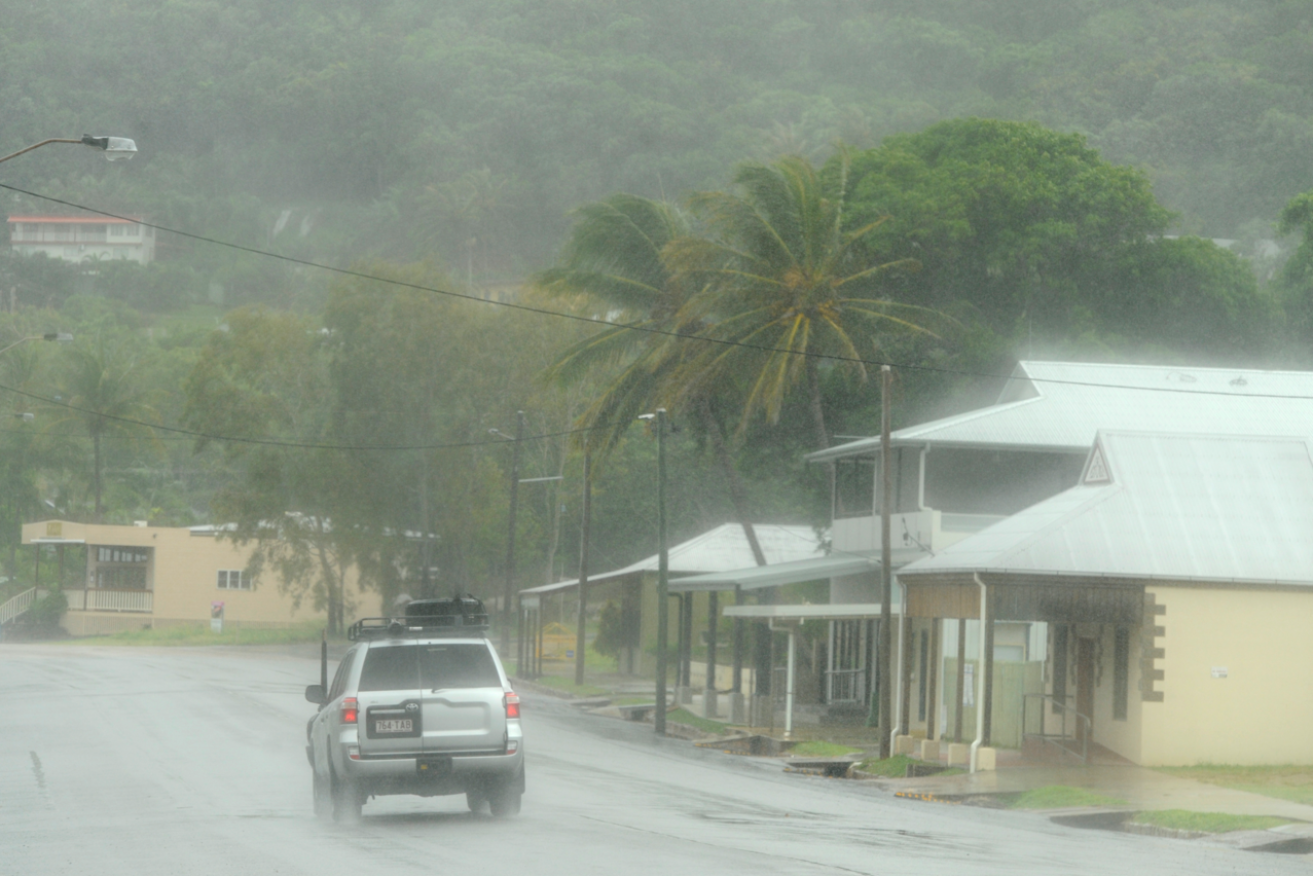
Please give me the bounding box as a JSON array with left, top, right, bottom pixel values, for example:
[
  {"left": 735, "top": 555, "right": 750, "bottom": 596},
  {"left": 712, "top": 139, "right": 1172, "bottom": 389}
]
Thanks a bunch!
[
  {"left": 357, "top": 643, "right": 500, "bottom": 692},
  {"left": 420, "top": 644, "right": 500, "bottom": 689}
]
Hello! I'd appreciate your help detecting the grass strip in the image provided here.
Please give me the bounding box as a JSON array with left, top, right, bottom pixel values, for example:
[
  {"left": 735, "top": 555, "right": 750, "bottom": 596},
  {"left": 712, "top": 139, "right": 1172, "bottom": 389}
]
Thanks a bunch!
[
  {"left": 667, "top": 708, "right": 729, "bottom": 736},
  {"left": 791, "top": 741, "right": 864, "bottom": 757},
  {"left": 1159, "top": 765, "right": 1313, "bottom": 807},
  {"left": 58, "top": 623, "right": 326, "bottom": 647},
  {"left": 1009, "top": 785, "right": 1127, "bottom": 809},
  {"left": 854, "top": 754, "right": 918, "bottom": 777},
  {"left": 1131, "top": 809, "right": 1291, "bottom": 834}
]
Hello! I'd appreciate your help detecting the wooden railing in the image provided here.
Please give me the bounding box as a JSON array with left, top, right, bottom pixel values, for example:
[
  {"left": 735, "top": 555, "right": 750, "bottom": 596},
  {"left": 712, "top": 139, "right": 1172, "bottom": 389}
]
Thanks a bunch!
[
  {"left": 64, "top": 589, "right": 153, "bottom": 613},
  {"left": 0, "top": 588, "right": 46, "bottom": 625}
]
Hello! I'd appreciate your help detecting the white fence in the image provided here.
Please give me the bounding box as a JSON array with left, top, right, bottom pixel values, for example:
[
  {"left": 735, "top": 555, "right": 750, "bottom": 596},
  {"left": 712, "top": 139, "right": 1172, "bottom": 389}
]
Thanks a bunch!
[
  {"left": 0, "top": 588, "right": 46, "bottom": 625},
  {"left": 64, "top": 589, "right": 153, "bottom": 613}
]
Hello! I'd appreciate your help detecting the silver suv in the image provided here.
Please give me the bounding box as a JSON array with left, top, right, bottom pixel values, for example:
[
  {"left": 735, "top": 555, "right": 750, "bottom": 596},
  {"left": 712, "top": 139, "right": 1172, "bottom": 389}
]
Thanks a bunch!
[{"left": 304, "top": 597, "right": 524, "bottom": 822}]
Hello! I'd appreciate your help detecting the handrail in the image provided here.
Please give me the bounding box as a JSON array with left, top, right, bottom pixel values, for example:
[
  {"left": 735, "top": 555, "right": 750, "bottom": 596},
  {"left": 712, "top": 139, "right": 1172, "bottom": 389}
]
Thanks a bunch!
[
  {"left": 0, "top": 587, "right": 46, "bottom": 626},
  {"left": 1022, "top": 692, "right": 1091, "bottom": 764}
]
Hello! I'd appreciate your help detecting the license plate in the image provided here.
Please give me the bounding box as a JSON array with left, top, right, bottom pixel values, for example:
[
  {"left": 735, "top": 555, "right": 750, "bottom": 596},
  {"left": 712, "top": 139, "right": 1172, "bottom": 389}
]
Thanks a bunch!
[
  {"left": 417, "top": 757, "right": 451, "bottom": 776},
  {"left": 374, "top": 718, "right": 413, "bottom": 734}
]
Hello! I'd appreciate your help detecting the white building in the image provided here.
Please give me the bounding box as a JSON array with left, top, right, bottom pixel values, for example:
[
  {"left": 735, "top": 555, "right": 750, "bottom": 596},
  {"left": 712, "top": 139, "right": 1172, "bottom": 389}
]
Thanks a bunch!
[{"left": 8, "top": 215, "right": 156, "bottom": 265}]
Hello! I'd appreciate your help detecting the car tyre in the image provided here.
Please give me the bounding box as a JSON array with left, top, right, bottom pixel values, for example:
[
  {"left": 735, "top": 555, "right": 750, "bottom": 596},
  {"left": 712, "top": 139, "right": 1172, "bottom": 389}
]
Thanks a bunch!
[
  {"left": 331, "top": 769, "right": 363, "bottom": 824},
  {"left": 313, "top": 768, "right": 333, "bottom": 822},
  {"left": 488, "top": 778, "right": 521, "bottom": 818},
  {"left": 466, "top": 787, "right": 488, "bottom": 813}
]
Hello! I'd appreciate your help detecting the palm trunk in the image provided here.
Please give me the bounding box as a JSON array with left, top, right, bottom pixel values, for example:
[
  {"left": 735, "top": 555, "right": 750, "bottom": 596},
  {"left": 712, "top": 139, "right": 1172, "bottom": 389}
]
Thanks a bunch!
[
  {"left": 699, "top": 396, "right": 766, "bottom": 698},
  {"left": 698, "top": 397, "right": 766, "bottom": 566},
  {"left": 806, "top": 357, "right": 829, "bottom": 451}
]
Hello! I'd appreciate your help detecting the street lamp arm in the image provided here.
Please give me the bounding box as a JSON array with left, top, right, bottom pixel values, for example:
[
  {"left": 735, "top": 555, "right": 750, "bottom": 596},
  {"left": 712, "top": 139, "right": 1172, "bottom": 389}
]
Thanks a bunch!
[
  {"left": 0, "top": 138, "right": 83, "bottom": 164},
  {"left": 0, "top": 135, "right": 137, "bottom": 164}
]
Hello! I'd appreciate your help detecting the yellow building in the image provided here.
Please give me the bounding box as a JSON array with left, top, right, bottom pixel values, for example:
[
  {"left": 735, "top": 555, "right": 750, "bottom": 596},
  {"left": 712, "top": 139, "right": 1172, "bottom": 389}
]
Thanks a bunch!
[
  {"left": 21, "top": 520, "right": 382, "bottom": 636},
  {"left": 898, "top": 431, "right": 1313, "bottom": 767}
]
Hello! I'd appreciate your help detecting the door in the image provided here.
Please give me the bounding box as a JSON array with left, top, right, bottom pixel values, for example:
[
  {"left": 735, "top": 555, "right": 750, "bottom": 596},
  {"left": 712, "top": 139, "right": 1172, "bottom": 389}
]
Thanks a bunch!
[
  {"left": 419, "top": 642, "right": 507, "bottom": 754},
  {"left": 1075, "top": 638, "right": 1096, "bottom": 744}
]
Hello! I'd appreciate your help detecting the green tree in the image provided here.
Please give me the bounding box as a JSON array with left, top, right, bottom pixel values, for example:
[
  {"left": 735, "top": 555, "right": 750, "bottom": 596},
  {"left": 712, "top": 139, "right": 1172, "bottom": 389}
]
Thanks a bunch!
[
  {"left": 668, "top": 153, "right": 935, "bottom": 451},
  {"left": 182, "top": 308, "right": 359, "bottom": 631},
  {"left": 51, "top": 337, "right": 160, "bottom": 522},
  {"left": 537, "top": 194, "right": 775, "bottom": 565},
  {"left": 842, "top": 117, "right": 1273, "bottom": 362}
]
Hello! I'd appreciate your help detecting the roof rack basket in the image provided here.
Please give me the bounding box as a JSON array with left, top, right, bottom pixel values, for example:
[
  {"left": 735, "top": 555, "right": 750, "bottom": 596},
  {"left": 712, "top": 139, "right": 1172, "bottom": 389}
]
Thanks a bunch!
[{"left": 348, "top": 595, "right": 490, "bottom": 641}]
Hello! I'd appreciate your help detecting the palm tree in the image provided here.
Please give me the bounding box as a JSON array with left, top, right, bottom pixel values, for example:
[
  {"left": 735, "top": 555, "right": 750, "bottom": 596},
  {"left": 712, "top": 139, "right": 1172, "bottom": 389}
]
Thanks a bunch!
[
  {"left": 537, "top": 193, "right": 769, "bottom": 565},
  {"left": 666, "top": 153, "right": 939, "bottom": 450},
  {"left": 52, "top": 339, "right": 159, "bottom": 521}
]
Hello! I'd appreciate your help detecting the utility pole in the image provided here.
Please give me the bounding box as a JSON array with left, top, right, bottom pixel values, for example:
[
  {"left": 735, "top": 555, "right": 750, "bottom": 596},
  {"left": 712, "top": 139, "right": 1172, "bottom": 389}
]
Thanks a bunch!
[
  {"left": 500, "top": 411, "right": 525, "bottom": 658},
  {"left": 654, "top": 408, "right": 670, "bottom": 736},
  {"left": 574, "top": 449, "right": 592, "bottom": 686},
  {"left": 878, "top": 365, "right": 893, "bottom": 759}
]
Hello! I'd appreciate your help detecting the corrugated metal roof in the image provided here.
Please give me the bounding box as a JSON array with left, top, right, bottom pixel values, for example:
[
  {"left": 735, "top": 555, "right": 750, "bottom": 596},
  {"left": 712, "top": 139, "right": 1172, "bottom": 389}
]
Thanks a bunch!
[
  {"left": 671, "top": 553, "right": 874, "bottom": 592},
  {"left": 519, "top": 523, "right": 825, "bottom": 596},
  {"left": 807, "top": 360, "right": 1313, "bottom": 461},
  {"left": 898, "top": 431, "right": 1313, "bottom": 587}
]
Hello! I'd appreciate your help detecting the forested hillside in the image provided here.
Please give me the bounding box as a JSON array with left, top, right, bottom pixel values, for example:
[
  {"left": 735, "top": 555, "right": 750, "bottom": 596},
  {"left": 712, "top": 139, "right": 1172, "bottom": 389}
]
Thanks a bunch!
[{"left": 5, "top": 0, "right": 1313, "bottom": 278}]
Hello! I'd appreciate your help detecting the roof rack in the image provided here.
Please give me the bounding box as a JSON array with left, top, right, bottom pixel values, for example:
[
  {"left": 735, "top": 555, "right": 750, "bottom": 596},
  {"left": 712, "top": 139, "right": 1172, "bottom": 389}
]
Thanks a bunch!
[{"left": 347, "top": 595, "right": 490, "bottom": 641}]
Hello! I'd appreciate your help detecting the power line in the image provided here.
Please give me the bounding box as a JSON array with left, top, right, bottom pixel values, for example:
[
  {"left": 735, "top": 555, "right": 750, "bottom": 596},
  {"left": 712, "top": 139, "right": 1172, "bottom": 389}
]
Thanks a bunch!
[{"left": 4, "top": 182, "right": 1313, "bottom": 404}]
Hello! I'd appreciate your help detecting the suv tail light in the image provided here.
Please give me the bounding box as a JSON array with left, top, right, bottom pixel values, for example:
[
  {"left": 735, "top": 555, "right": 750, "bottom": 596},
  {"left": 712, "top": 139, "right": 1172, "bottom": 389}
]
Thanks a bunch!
[
  {"left": 504, "top": 692, "right": 520, "bottom": 719},
  {"left": 341, "top": 697, "right": 358, "bottom": 724}
]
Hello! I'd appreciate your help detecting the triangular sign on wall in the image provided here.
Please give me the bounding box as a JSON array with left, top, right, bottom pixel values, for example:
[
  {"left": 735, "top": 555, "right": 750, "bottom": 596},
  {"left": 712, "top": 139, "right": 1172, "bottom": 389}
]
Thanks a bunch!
[{"left": 1084, "top": 442, "right": 1111, "bottom": 484}]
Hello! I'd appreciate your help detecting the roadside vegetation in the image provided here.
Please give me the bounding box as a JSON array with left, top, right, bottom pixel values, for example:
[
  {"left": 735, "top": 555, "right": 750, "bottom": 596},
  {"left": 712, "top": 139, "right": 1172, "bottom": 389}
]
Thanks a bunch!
[
  {"left": 790, "top": 741, "right": 864, "bottom": 757},
  {"left": 1130, "top": 809, "right": 1292, "bottom": 834},
  {"left": 58, "top": 622, "right": 326, "bottom": 647},
  {"left": 1159, "top": 765, "right": 1313, "bottom": 807},
  {"left": 1008, "top": 786, "right": 1127, "bottom": 810}
]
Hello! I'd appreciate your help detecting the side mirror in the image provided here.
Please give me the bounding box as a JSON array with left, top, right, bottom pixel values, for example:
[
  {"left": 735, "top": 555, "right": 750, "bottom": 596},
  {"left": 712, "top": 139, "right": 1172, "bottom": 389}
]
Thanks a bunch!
[{"left": 304, "top": 684, "right": 328, "bottom": 705}]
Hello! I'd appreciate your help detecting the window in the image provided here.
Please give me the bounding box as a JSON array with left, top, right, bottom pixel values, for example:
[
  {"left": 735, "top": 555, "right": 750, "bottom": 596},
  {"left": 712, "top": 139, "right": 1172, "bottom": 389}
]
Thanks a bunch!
[
  {"left": 419, "top": 644, "right": 500, "bottom": 689},
  {"left": 94, "top": 545, "right": 150, "bottom": 589},
  {"left": 834, "top": 457, "right": 875, "bottom": 518},
  {"left": 358, "top": 645, "right": 419, "bottom": 691},
  {"left": 217, "top": 570, "right": 250, "bottom": 590},
  {"left": 328, "top": 650, "right": 358, "bottom": 701},
  {"left": 1113, "top": 626, "right": 1130, "bottom": 720},
  {"left": 99, "top": 547, "right": 149, "bottom": 564}
]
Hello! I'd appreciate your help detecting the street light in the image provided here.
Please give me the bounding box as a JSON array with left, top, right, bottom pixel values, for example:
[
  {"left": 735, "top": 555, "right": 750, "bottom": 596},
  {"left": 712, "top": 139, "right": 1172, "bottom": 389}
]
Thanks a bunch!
[
  {"left": 0, "top": 332, "right": 74, "bottom": 358},
  {"left": 638, "top": 409, "right": 670, "bottom": 735},
  {"left": 0, "top": 135, "right": 138, "bottom": 165}
]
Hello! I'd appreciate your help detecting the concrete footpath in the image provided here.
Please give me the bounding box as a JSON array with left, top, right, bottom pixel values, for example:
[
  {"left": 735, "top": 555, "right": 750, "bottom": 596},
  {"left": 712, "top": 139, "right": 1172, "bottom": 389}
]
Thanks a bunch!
[{"left": 888, "top": 765, "right": 1313, "bottom": 822}]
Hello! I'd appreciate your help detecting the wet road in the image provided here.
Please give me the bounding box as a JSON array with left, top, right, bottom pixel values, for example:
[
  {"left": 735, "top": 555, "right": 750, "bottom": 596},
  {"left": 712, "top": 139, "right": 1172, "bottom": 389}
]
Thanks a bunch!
[{"left": 1, "top": 645, "right": 1303, "bottom": 875}]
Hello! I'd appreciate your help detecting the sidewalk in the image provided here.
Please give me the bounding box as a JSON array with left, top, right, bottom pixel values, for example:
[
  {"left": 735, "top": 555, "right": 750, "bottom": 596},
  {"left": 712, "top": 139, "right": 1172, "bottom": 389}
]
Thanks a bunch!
[{"left": 887, "top": 765, "right": 1313, "bottom": 822}]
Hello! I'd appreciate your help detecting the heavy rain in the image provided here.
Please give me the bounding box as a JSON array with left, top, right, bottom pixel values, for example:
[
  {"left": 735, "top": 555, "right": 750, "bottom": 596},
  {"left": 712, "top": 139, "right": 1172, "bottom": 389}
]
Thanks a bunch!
[{"left": 3, "top": 2, "right": 1313, "bottom": 873}]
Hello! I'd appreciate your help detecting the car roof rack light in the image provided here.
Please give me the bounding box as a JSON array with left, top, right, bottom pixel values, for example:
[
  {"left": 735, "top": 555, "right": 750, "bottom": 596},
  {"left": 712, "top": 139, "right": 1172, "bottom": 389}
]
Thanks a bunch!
[{"left": 347, "top": 595, "right": 491, "bottom": 641}]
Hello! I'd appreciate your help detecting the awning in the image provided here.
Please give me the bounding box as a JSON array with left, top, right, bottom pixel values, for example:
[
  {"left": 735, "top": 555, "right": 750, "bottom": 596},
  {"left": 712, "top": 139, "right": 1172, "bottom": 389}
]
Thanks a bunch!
[
  {"left": 669, "top": 553, "right": 887, "bottom": 592},
  {"left": 723, "top": 602, "right": 891, "bottom": 620}
]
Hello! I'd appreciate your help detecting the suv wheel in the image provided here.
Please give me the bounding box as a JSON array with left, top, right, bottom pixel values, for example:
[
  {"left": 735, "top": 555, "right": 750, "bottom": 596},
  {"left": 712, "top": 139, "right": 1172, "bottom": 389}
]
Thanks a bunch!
[
  {"left": 331, "top": 769, "right": 363, "bottom": 823},
  {"left": 488, "top": 778, "right": 521, "bottom": 818},
  {"left": 313, "top": 769, "right": 333, "bottom": 822},
  {"left": 466, "top": 787, "right": 488, "bottom": 813}
]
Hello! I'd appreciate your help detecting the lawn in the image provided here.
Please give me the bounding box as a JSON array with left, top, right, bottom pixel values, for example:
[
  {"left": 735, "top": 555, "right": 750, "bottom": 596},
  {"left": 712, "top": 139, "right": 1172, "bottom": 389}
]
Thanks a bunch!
[
  {"left": 57, "top": 623, "right": 327, "bottom": 647},
  {"left": 853, "top": 754, "right": 967, "bottom": 778},
  {"left": 790, "top": 741, "right": 864, "bottom": 757},
  {"left": 1159, "top": 765, "right": 1313, "bottom": 807},
  {"left": 1131, "top": 809, "right": 1291, "bottom": 834},
  {"left": 1009, "top": 785, "right": 1127, "bottom": 809},
  {"left": 667, "top": 708, "right": 729, "bottom": 736}
]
